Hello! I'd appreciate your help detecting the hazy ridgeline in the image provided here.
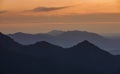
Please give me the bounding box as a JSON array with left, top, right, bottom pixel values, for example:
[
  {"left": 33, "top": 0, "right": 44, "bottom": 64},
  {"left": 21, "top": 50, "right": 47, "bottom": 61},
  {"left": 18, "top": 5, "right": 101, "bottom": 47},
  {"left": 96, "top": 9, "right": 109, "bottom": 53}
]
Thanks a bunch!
[{"left": 8, "top": 30, "right": 120, "bottom": 55}]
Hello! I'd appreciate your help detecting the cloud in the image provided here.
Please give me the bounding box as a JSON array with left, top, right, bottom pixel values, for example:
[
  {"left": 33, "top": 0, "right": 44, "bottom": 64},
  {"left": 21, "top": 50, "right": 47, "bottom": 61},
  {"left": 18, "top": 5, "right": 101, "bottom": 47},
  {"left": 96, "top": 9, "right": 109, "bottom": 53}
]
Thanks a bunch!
[
  {"left": 0, "top": 11, "right": 7, "bottom": 14},
  {"left": 26, "top": 6, "right": 70, "bottom": 12}
]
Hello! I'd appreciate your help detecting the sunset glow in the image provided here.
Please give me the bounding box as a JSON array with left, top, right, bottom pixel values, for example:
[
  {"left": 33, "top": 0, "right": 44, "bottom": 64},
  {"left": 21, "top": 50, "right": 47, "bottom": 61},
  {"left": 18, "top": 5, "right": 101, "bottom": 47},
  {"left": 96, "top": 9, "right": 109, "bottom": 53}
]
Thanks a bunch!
[
  {"left": 0, "top": 0, "right": 120, "bottom": 34},
  {"left": 0, "top": 0, "right": 119, "bottom": 14}
]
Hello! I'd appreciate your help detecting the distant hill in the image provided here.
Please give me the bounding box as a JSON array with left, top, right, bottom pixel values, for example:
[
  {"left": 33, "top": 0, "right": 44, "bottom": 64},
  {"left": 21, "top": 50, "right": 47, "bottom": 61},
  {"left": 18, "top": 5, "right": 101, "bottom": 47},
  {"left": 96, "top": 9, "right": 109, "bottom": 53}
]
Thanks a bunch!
[
  {"left": 8, "top": 30, "right": 120, "bottom": 55},
  {"left": 47, "top": 30, "right": 64, "bottom": 36},
  {"left": 0, "top": 32, "right": 120, "bottom": 74}
]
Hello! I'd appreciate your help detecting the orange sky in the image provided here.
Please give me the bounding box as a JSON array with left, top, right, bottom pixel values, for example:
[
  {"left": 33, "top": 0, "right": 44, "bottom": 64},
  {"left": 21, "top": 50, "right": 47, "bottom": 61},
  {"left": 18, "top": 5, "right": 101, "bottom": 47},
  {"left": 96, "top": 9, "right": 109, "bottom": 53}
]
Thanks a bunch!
[
  {"left": 0, "top": 0, "right": 120, "bottom": 14},
  {"left": 0, "top": 0, "right": 120, "bottom": 34}
]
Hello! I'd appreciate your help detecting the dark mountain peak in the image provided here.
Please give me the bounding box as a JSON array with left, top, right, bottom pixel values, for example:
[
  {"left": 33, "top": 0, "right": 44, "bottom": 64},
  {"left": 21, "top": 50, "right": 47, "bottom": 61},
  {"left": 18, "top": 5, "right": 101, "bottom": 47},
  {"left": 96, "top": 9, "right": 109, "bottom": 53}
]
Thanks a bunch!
[
  {"left": 78, "top": 40, "right": 96, "bottom": 47},
  {"left": 72, "top": 40, "right": 100, "bottom": 50},
  {"left": 35, "top": 41, "right": 51, "bottom": 46},
  {"left": 81, "top": 40, "right": 90, "bottom": 44},
  {"left": 0, "top": 32, "right": 3, "bottom": 35},
  {"left": 32, "top": 41, "right": 62, "bottom": 48},
  {"left": 0, "top": 32, "right": 4, "bottom": 36},
  {"left": 76, "top": 40, "right": 94, "bottom": 46},
  {"left": 0, "top": 32, "right": 21, "bottom": 49},
  {"left": 70, "top": 40, "right": 112, "bottom": 55},
  {"left": 0, "top": 32, "right": 12, "bottom": 40},
  {"left": 0, "top": 32, "right": 10, "bottom": 42}
]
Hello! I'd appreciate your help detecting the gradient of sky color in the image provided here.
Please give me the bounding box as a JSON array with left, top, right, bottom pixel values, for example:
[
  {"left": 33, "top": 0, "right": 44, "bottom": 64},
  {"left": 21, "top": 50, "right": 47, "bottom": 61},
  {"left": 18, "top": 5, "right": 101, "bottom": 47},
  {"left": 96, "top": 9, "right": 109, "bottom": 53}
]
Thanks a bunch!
[{"left": 0, "top": 0, "right": 120, "bottom": 34}]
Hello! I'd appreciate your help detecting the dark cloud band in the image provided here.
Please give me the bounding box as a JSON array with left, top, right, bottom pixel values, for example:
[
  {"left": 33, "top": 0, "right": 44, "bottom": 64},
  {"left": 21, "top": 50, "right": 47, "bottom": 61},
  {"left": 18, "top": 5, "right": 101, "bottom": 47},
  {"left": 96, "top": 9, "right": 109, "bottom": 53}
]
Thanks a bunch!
[{"left": 26, "top": 6, "right": 70, "bottom": 12}]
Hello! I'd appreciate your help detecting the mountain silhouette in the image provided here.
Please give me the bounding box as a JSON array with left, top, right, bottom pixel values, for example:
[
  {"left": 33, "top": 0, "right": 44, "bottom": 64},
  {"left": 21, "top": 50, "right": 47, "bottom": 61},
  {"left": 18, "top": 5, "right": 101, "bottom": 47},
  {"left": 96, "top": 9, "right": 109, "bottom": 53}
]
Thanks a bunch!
[
  {"left": 30, "top": 41, "right": 61, "bottom": 48},
  {"left": 0, "top": 32, "right": 19, "bottom": 46},
  {"left": 70, "top": 40, "right": 111, "bottom": 55},
  {"left": 0, "top": 32, "right": 120, "bottom": 74},
  {"left": 64, "top": 40, "right": 119, "bottom": 74},
  {"left": 8, "top": 30, "right": 120, "bottom": 54},
  {"left": 0, "top": 32, "right": 21, "bottom": 52}
]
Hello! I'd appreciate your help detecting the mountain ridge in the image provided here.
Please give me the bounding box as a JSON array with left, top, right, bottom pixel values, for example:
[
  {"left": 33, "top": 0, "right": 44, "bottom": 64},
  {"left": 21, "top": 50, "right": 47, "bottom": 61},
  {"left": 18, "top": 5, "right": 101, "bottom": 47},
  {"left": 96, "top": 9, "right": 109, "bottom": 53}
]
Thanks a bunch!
[
  {"left": 8, "top": 30, "right": 120, "bottom": 54},
  {"left": 0, "top": 32, "right": 120, "bottom": 74}
]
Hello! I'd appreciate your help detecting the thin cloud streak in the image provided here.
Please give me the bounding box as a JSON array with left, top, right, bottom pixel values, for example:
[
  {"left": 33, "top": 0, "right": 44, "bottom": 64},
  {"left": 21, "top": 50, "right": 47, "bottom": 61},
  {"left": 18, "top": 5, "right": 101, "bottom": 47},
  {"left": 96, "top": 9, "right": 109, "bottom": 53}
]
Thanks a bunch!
[
  {"left": 25, "top": 6, "right": 71, "bottom": 12},
  {"left": 0, "top": 11, "right": 7, "bottom": 14}
]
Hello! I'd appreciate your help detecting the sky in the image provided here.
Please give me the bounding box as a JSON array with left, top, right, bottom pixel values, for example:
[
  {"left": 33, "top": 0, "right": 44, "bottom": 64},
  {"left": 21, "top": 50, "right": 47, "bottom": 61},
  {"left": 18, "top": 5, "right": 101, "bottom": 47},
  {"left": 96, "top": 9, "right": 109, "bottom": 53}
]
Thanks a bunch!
[{"left": 0, "top": 0, "right": 120, "bottom": 34}]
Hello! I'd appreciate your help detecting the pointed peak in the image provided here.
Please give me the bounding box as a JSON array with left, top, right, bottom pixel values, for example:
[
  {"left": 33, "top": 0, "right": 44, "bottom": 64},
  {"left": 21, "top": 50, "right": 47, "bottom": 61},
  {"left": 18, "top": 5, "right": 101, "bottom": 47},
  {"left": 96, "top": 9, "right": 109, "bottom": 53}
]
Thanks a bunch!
[
  {"left": 0, "top": 32, "right": 13, "bottom": 40},
  {"left": 32, "top": 41, "right": 62, "bottom": 48},
  {"left": 0, "top": 32, "right": 8, "bottom": 37},
  {"left": 0, "top": 32, "right": 7, "bottom": 39},
  {"left": 0, "top": 32, "right": 4, "bottom": 35},
  {"left": 80, "top": 40, "right": 91, "bottom": 44},
  {"left": 35, "top": 41, "right": 50, "bottom": 45},
  {"left": 72, "top": 40, "right": 98, "bottom": 48},
  {"left": 34, "top": 41, "right": 54, "bottom": 47},
  {"left": 0, "top": 32, "right": 20, "bottom": 46}
]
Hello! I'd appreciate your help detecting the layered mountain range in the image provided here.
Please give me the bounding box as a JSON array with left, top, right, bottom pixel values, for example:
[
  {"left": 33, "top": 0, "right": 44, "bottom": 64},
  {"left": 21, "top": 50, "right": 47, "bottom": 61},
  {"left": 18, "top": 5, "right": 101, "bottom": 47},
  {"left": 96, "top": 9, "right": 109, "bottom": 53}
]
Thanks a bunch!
[
  {"left": 0, "top": 32, "right": 120, "bottom": 74},
  {"left": 8, "top": 30, "right": 120, "bottom": 54}
]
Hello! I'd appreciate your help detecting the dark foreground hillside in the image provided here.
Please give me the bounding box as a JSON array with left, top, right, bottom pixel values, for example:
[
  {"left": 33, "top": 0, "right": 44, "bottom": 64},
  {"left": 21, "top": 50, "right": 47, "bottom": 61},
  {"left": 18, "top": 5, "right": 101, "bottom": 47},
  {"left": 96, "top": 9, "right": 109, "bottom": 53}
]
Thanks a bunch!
[{"left": 0, "top": 32, "right": 120, "bottom": 74}]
